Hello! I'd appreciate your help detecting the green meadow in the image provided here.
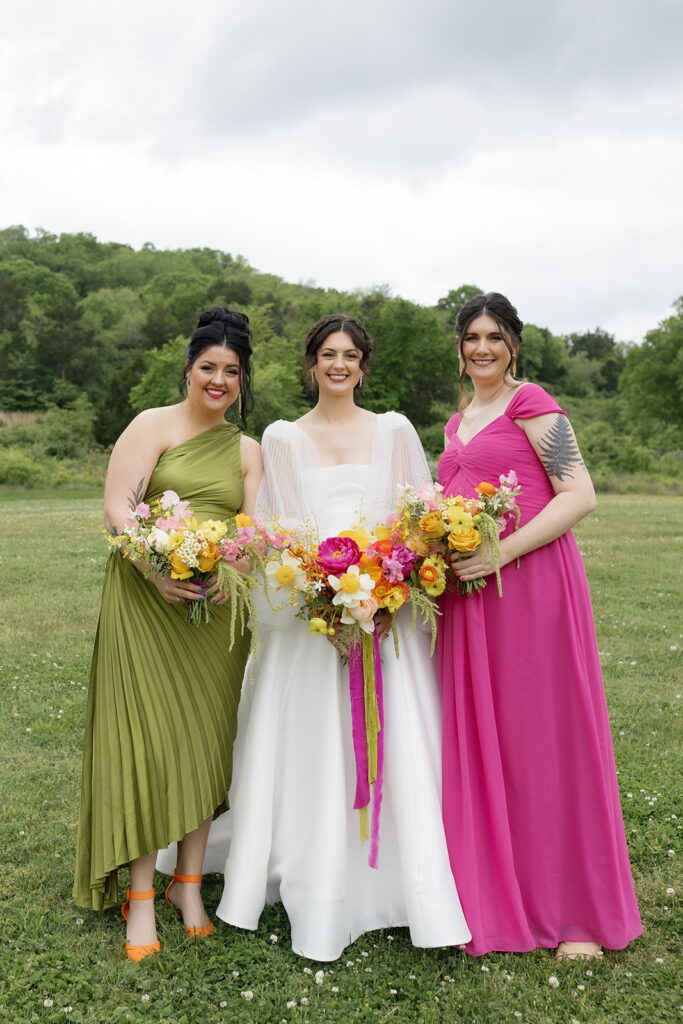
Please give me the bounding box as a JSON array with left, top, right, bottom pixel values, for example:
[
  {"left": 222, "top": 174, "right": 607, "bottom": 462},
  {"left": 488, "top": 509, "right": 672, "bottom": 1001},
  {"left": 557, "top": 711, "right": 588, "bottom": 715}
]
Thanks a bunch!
[{"left": 0, "top": 489, "right": 681, "bottom": 1023}]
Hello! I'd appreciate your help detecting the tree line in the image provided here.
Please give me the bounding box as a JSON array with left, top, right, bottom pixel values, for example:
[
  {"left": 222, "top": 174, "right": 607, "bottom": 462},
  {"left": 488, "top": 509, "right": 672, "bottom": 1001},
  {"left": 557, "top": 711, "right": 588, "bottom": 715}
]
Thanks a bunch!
[{"left": 0, "top": 226, "right": 680, "bottom": 489}]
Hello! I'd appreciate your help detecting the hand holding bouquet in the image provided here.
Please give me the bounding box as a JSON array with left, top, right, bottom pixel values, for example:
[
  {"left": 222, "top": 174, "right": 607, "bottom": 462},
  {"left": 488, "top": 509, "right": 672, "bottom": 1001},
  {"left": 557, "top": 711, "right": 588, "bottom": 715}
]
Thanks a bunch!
[
  {"left": 396, "top": 472, "right": 521, "bottom": 597},
  {"left": 107, "top": 489, "right": 269, "bottom": 646}
]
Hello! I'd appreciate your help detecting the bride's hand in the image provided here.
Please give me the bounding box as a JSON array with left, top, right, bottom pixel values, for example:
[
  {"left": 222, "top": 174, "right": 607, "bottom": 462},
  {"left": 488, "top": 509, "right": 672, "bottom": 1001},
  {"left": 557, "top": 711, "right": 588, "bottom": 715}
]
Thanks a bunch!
[{"left": 373, "top": 610, "right": 393, "bottom": 644}]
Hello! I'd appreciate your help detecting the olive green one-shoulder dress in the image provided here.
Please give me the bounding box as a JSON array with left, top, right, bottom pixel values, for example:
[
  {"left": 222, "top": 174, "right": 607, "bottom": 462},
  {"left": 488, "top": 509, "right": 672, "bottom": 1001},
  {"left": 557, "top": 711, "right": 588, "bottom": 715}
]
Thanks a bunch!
[{"left": 74, "top": 424, "right": 250, "bottom": 910}]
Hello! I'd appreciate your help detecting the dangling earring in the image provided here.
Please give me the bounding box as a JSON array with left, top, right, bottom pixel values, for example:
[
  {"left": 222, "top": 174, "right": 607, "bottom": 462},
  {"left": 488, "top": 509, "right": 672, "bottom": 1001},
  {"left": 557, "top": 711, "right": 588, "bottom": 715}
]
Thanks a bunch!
[
  {"left": 358, "top": 372, "right": 364, "bottom": 388},
  {"left": 238, "top": 393, "right": 242, "bottom": 420},
  {"left": 310, "top": 369, "right": 316, "bottom": 385},
  {"left": 186, "top": 379, "right": 192, "bottom": 413},
  {"left": 511, "top": 355, "right": 518, "bottom": 377}
]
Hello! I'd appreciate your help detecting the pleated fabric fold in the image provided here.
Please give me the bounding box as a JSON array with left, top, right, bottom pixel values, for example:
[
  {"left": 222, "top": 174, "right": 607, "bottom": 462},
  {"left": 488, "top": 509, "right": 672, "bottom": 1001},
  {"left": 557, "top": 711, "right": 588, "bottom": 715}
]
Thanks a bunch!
[{"left": 73, "top": 424, "right": 250, "bottom": 910}]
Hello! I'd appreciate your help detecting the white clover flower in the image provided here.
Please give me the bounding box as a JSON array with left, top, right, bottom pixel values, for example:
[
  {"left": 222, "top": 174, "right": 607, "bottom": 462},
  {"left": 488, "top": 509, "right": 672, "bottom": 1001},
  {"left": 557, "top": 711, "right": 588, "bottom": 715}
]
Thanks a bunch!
[
  {"left": 219, "top": 1002, "right": 227, "bottom": 1008},
  {"left": 668, "top": 850, "right": 675, "bottom": 857},
  {"left": 44, "top": 999, "right": 54, "bottom": 1007},
  {"left": 232, "top": 970, "right": 240, "bottom": 978},
  {"left": 331, "top": 986, "right": 339, "bottom": 993},
  {"left": 241, "top": 991, "right": 254, "bottom": 1001},
  {"left": 577, "top": 984, "right": 585, "bottom": 991},
  {"left": 666, "top": 887, "right": 675, "bottom": 896},
  {"left": 514, "top": 1013, "right": 522, "bottom": 1019},
  {"left": 655, "top": 957, "right": 665, "bottom": 963},
  {"left": 548, "top": 975, "right": 560, "bottom": 988},
  {"left": 361, "top": 951, "right": 369, "bottom": 957},
  {"left": 141, "top": 994, "right": 150, "bottom": 1003},
  {"left": 64, "top": 1007, "right": 73, "bottom": 1013},
  {"left": 300, "top": 997, "right": 309, "bottom": 1006},
  {"left": 585, "top": 969, "right": 593, "bottom": 976},
  {"left": 270, "top": 933, "right": 278, "bottom": 943},
  {"left": 390, "top": 988, "right": 398, "bottom": 995},
  {"left": 346, "top": 961, "right": 354, "bottom": 967},
  {"left": 480, "top": 964, "right": 489, "bottom": 972},
  {"left": 75, "top": 918, "right": 83, "bottom": 926},
  {"left": 315, "top": 970, "right": 324, "bottom": 985},
  {"left": 286, "top": 1001, "right": 296, "bottom": 1009},
  {"left": 303, "top": 966, "right": 312, "bottom": 974}
]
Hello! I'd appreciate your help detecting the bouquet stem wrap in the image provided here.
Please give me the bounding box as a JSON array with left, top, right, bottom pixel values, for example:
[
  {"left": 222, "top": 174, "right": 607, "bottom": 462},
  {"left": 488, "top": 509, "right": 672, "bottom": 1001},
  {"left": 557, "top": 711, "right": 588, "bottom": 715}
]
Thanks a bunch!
[{"left": 348, "top": 631, "right": 384, "bottom": 869}]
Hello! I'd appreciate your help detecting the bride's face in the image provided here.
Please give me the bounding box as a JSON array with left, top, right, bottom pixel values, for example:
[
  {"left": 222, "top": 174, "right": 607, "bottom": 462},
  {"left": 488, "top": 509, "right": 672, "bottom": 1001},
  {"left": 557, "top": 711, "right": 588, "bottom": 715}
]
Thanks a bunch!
[{"left": 313, "top": 331, "right": 363, "bottom": 394}]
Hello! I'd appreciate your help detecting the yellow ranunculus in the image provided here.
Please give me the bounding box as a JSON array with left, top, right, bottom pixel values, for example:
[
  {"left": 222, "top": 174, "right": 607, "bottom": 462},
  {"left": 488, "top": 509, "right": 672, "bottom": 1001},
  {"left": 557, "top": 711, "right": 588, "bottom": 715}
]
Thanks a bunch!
[
  {"left": 418, "top": 510, "right": 447, "bottom": 538},
  {"left": 419, "top": 555, "right": 446, "bottom": 596},
  {"left": 310, "top": 617, "right": 331, "bottom": 636},
  {"left": 170, "top": 550, "right": 193, "bottom": 580},
  {"left": 373, "top": 525, "right": 392, "bottom": 541},
  {"left": 198, "top": 519, "right": 228, "bottom": 543},
  {"left": 234, "top": 513, "right": 253, "bottom": 528},
  {"left": 168, "top": 530, "right": 186, "bottom": 550},
  {"left": 444, "top": 504, "right": 472, "bottom": 527}
]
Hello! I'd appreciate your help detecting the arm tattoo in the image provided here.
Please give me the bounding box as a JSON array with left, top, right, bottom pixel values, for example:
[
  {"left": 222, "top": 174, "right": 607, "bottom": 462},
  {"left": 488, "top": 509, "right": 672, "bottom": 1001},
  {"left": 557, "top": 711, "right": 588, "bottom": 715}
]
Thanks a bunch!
[
  {"left": 128, "top": 477, "right": 146, "bottom": 509},
  {"left": 537, "top": 415, "right": 585, "bottom": 480}
]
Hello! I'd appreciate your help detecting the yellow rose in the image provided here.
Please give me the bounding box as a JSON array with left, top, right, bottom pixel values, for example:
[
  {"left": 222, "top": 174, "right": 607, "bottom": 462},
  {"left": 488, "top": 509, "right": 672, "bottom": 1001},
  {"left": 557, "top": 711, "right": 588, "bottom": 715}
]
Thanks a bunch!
[
  {"left": 198, "top": 519, "right": 228, "bottom": 543},
  {"left": 448, "top": 525, "right": 481, "bottom": 552},
  {"left": 170, "top": 550, "right": 193, "bottom": 580},
  {"left": 234, "top": 513, "right": 253, "bottom": 528},
  {"left": 418, "top": 510, "right": 447, "bottom": 538},
  {"left": 197, "top": 541, "right": 220, "bottom": 572}
]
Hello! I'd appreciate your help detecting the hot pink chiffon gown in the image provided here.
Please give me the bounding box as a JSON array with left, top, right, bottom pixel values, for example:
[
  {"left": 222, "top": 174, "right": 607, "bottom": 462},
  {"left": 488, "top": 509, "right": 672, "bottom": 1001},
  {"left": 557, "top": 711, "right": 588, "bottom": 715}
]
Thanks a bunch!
[{"left": 437, "top": 383, "right": 642, "bottom": 956}]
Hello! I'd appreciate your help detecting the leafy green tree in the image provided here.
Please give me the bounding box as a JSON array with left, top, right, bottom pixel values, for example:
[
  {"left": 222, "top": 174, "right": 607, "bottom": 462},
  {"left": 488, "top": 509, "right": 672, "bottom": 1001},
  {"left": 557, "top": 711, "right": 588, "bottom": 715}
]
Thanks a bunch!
[
  {"left": 518, "top": 324, "right": 569, "bottom": 390},
  {"left": 435, "top": 285, "right": 484, "bottom": 328},
  {"left": 620, "top": 298, "right": 683, "bottom": 428}
]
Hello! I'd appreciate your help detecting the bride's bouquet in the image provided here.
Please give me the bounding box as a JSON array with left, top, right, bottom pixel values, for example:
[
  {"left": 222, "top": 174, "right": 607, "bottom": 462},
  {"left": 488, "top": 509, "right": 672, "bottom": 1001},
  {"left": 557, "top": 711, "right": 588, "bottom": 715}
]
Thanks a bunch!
[
  {"left": 395, "top": 472, "right": 522, "bottom": 596},
  {"left": 263, "top": 516, "right": 446, "bottom": 868},
  {"left": 106, "top": 489, "right": 269, "bottom": 644}
]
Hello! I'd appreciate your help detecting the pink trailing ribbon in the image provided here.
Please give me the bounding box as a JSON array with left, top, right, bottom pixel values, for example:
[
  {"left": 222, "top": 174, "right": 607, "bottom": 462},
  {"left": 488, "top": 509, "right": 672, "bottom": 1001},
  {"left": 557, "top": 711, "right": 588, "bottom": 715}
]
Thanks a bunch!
[{"left": 348, "top": 631, "right": 385, "bottom": 869}]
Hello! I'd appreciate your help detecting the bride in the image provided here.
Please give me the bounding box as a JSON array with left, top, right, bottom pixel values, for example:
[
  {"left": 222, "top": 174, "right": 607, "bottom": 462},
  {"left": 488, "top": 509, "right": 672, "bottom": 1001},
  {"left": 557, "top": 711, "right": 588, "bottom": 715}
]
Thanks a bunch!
[{"left": 162, "top": 314, "right": 470, "bottom": 960}]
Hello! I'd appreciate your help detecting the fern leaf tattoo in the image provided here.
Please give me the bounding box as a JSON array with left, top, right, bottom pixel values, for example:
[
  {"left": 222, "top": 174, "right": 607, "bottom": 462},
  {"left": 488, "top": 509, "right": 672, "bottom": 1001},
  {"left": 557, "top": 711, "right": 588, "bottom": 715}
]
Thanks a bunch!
[
  {"left": 128, "top": 477, "right": 146, "bottom": 510},
  {"left": 537, "top": 416, "right": 585, "bottom": 480}
]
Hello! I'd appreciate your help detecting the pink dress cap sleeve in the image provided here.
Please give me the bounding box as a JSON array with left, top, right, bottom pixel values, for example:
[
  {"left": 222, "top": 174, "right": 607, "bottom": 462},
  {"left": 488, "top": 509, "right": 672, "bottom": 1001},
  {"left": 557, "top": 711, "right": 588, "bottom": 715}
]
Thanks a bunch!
[
  {"left": 444, "top": 413, "right": 461, "bottom": 440},
  {"left": 505, "top": 382, "right": 566, "bottom": 420}
]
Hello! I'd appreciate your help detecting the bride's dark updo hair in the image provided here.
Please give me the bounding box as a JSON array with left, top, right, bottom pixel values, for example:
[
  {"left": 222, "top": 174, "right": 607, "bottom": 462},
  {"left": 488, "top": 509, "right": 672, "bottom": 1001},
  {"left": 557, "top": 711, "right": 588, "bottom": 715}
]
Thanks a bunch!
[
  {"left": 455, "top": 292, "right": 524, "bottom": 410},
  {"left": 183, "top": 306, "right": 254, "bottom": 425},
  {"left": 303, "top": 314, "right": 373, "bottom": 387}
]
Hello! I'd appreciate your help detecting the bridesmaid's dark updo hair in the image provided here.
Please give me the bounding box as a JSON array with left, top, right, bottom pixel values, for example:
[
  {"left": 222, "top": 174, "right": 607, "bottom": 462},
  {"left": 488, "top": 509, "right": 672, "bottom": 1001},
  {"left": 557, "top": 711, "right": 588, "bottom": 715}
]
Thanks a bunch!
[
  {"left": 303, "top": 314, "right": 373, "bottom": 388},
  {"left": 455, "top": 292, "right": 524, "bottom": 411},
  {"left": 182, "top": 306, "right": 254, "bottom": 426}
]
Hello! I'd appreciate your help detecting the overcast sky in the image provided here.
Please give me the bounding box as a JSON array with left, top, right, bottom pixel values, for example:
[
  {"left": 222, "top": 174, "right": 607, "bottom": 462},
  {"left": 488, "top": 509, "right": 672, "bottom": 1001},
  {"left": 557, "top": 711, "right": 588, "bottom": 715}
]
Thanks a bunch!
[{"left": 1, "top": 0, "right": 682, "bottom": 341}]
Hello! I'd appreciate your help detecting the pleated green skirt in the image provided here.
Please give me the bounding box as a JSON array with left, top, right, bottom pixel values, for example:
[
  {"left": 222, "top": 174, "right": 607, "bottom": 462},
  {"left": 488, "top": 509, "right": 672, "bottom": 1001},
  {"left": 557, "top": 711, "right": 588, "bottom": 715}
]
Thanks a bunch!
[{"left": 73, "top": 424, "right": 250, "bottom": 910}]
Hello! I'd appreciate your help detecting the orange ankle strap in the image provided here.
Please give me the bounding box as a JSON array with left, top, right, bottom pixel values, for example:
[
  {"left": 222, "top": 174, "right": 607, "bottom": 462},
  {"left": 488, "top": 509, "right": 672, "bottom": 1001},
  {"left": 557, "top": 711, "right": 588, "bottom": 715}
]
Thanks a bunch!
[
  {"left": 172, "top": 872, "right": 202, "bottom": 883},
  {"left": 126, "top": 888, "right": 155, "bottom": 901}
]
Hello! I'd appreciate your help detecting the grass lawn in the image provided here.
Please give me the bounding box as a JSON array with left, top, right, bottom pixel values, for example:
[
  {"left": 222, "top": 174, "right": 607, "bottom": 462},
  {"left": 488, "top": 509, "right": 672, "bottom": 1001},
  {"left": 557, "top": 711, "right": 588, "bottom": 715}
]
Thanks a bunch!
[{"left": 0, "top": 489, "right": 681, "bottom": 1023}]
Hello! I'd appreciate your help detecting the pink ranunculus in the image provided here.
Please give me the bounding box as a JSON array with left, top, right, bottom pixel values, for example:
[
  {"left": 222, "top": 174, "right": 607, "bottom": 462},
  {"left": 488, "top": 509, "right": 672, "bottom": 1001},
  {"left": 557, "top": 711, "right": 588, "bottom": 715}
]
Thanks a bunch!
[
  {"left": 219, "top": 538, "right": 241, "bottom": 563},
  {"left": 500, "top": 469, "right": 518, "bottom": 487},
  {"left": 317, "top": 536, "right": 361, "bottom": 574},
  {"left": 134, "top": 502, "right": 151, "bottom": 520},
  {"left": 237, "top": 526, "right": 256, "bottom": 543}
]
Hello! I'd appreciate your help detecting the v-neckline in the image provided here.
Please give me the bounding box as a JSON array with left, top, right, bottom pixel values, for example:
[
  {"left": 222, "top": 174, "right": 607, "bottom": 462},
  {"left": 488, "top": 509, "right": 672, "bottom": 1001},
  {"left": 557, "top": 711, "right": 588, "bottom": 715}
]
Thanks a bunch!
[{"left": 453, "top": 384, "right": 528, "bottom": 448}]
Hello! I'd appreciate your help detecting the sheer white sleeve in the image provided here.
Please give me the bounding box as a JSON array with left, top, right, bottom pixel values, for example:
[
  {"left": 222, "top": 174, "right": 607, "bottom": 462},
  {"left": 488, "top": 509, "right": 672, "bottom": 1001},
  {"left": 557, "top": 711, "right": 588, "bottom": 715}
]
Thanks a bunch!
[
  {"left": 363, "top": 412, "right": 431, "bottom": 523},
  {"left": 255, "top": 421, "right": 321, "bottom": 529}
]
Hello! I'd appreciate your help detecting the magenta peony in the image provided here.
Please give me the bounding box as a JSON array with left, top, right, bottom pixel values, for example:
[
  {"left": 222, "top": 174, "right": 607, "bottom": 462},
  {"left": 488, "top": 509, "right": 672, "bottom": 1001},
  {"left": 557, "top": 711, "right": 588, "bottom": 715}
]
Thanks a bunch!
[{"left": 317, "top": 536, "right": 361, "bottom": 574}]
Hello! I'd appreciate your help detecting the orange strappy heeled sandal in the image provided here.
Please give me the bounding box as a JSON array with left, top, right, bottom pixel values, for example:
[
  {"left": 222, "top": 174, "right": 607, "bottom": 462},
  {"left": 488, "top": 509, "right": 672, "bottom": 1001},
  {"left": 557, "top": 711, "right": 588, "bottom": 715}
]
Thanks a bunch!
[
  {"left": 121, "top": 888, "right": 160, "bottom": 962},
  {"left": 164, "top": 871, "right": 215, "bottom": 938}
]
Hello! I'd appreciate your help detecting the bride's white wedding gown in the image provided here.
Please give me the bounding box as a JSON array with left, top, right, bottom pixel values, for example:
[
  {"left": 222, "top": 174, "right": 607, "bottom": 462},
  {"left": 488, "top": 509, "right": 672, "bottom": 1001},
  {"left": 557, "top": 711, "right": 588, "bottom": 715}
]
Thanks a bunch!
[{"left": 158, "top": 412, "right": 470, "bottom": 960}]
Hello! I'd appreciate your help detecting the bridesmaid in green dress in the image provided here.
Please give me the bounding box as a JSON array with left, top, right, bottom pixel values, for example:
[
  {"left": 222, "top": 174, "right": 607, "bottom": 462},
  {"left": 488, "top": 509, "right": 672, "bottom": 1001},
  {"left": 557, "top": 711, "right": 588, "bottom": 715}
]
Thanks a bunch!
[{"left": 73, "top": 307, "right": 263, "bottom": 961}]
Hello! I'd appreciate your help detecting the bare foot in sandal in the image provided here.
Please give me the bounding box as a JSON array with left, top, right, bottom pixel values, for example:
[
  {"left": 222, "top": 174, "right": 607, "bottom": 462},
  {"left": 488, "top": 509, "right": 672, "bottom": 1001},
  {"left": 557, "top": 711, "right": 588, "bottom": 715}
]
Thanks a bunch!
[{"left": 556, "top": 941, "right": 603, "bottom": 962}]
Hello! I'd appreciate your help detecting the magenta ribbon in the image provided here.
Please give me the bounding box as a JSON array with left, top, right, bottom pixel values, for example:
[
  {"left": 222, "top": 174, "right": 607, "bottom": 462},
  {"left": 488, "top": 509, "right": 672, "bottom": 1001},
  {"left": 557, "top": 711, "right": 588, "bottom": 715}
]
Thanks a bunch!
[{"left": 348, "top": 632, "right": 385, "bottom": 869}]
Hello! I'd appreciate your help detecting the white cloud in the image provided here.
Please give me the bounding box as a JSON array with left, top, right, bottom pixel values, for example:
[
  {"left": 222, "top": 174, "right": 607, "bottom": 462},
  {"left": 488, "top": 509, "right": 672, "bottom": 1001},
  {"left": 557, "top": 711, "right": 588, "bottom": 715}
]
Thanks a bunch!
[{"left": 1, "top": 0, "right": 681, "bottom": 341}]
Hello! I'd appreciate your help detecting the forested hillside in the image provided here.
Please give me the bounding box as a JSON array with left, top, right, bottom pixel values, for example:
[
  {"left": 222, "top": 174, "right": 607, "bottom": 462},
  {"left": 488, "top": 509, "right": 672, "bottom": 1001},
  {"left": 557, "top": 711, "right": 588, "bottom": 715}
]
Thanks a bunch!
[{"left": 0, "top": 226, "right": 680, "bottom": 490}]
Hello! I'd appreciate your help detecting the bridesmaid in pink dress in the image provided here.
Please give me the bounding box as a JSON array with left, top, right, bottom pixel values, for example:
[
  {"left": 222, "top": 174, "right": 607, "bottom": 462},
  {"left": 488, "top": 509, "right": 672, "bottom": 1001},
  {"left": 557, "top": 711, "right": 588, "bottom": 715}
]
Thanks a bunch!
[{"left": 438, "top": 292, "right": 642, "bottom": 960}]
